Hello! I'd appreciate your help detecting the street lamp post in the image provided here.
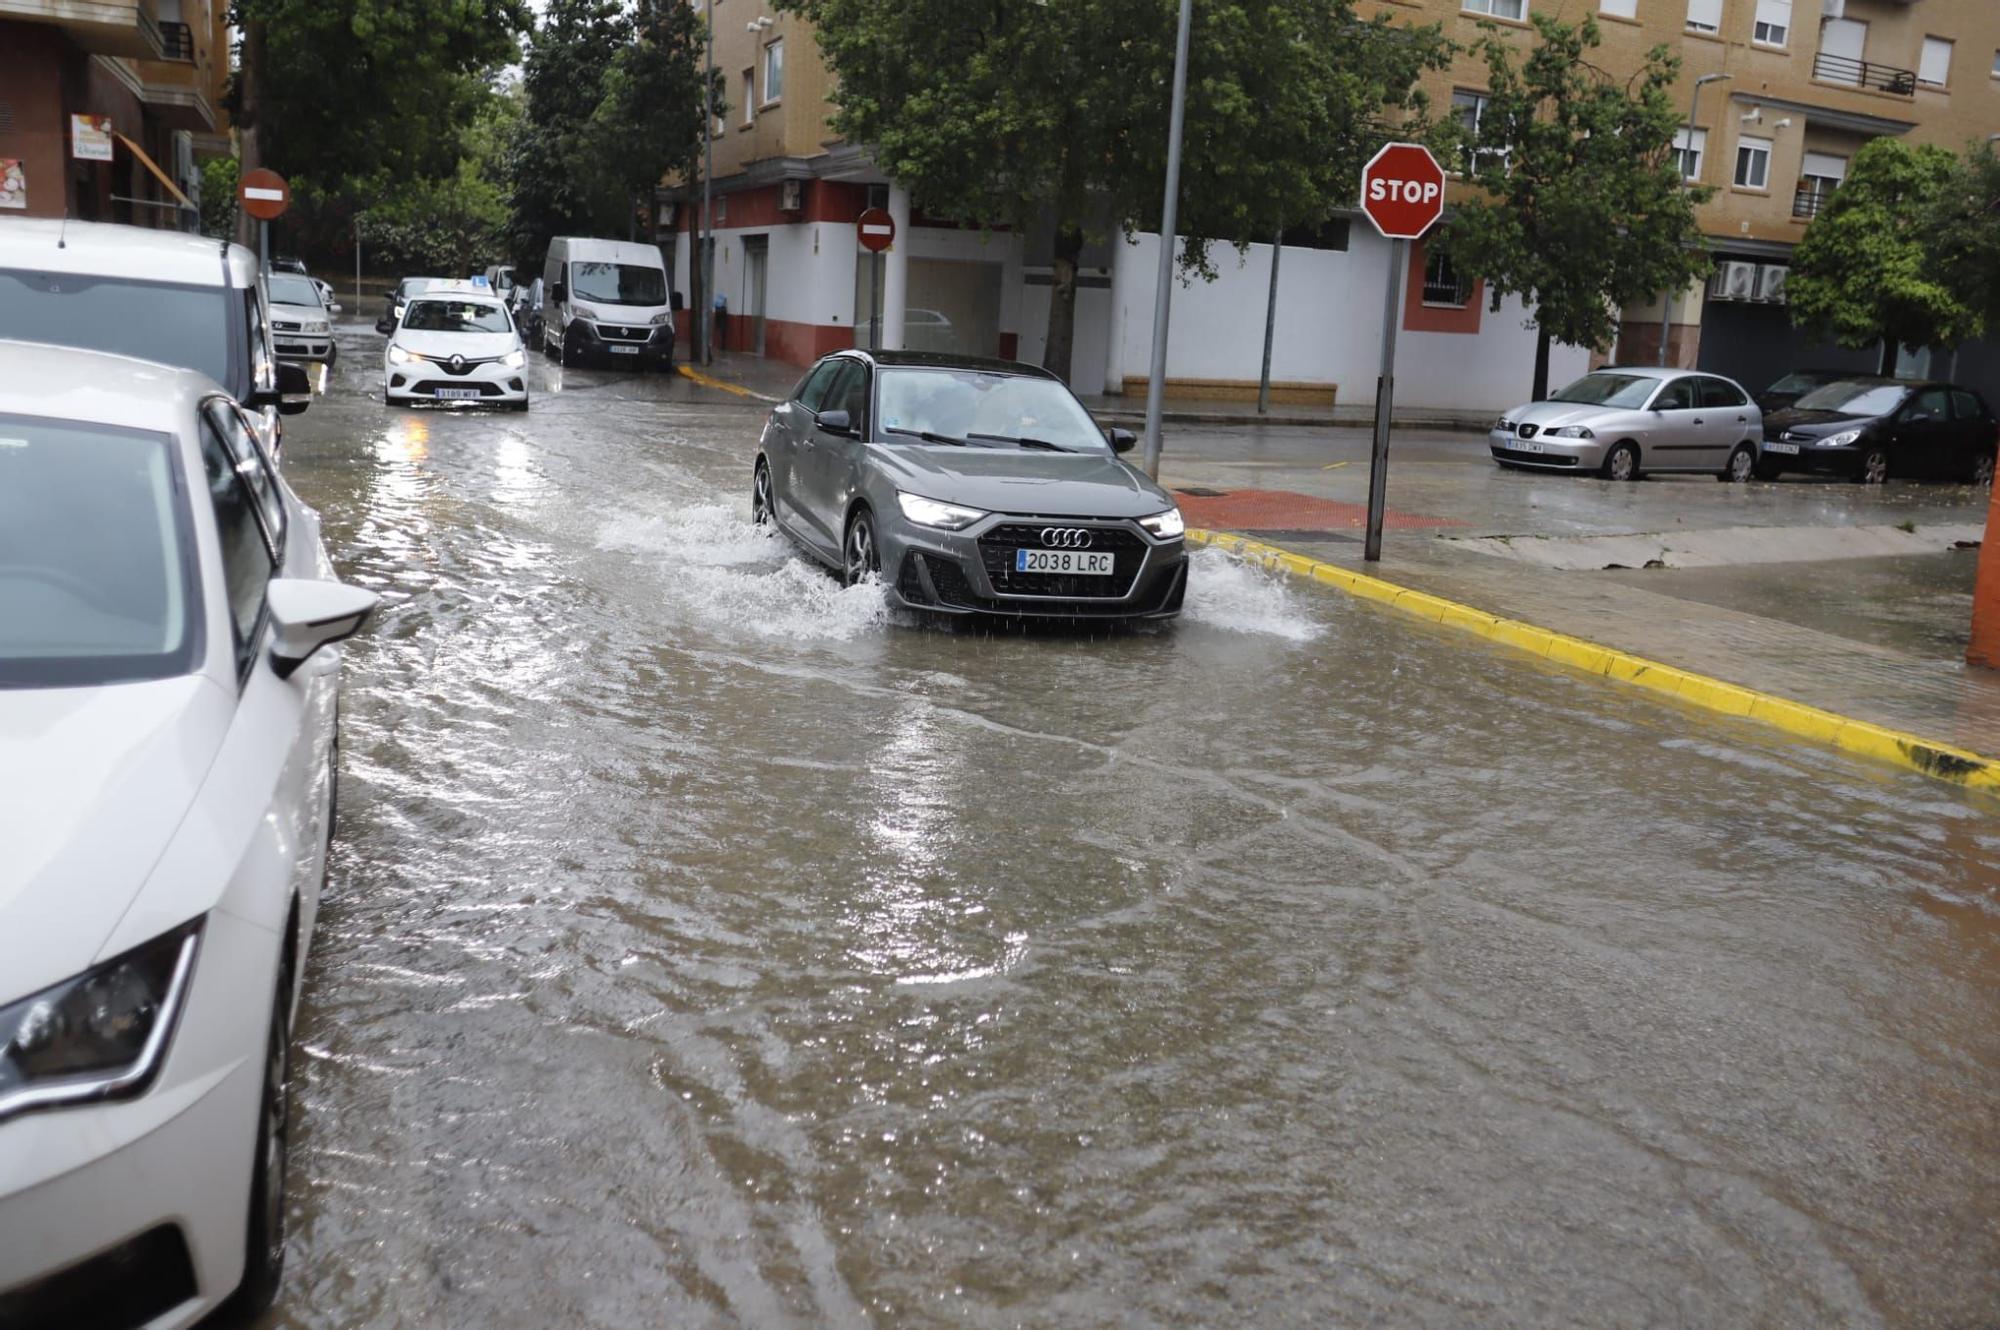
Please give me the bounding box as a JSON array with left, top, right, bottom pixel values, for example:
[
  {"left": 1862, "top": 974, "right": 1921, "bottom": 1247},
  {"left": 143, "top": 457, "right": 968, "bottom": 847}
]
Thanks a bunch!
[
  {"left": 1139, "top": 0, "right": 1195, "bottom": 480},
  {"left": 701, "top": 0, "right": 717, "bottom": 365},
  {"left": 1660, "top": 72, "right": 1730, "bottom": 367}
]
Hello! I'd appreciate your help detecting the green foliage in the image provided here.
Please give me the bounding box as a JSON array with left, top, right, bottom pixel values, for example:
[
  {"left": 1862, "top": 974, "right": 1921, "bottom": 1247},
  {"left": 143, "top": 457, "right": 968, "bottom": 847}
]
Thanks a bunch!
[
  {"left": 358, "top": 161, "right": 512, "bottom": 277},
  {"left": 1441, "top": 14, "right": 1710, "bottom": 377},
  {"left": 1789, "top": 138, "right": 1978, "bottom": 353},
  {"left": 199, "top": 157, "right": 239, "bottom": 239},
  {"left": 778, "top": 0, "right": 1449, "bottom": 376},
  {"left": 1919, "top": 140, "right": 2000, "bottom": 340}
]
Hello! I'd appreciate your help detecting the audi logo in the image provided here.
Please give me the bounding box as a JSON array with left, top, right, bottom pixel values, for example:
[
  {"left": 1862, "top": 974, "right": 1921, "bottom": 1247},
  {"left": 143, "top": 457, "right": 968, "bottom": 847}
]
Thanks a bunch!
[{"left": 1040, "top": 527, "right": 1093, "bottom": 549}]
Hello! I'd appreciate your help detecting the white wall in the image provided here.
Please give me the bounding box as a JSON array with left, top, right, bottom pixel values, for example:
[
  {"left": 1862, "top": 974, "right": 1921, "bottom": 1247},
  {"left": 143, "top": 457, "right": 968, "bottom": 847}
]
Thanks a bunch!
[{"left": 1106, "top": 228, "right": 1587, "bottom": 412}]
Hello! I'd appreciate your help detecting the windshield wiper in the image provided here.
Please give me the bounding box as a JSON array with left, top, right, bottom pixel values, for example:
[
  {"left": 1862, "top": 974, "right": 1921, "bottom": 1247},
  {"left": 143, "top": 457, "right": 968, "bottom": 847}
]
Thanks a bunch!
[
  {"left": 885, "top": 427, "right": 968, "bottom": 447},
  {"left": 965, "top": 433, "right": 1074, "bottom": 452}
]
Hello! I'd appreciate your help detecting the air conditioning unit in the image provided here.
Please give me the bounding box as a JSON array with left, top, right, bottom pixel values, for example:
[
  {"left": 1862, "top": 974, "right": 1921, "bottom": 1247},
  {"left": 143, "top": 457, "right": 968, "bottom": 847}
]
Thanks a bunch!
[
  {"left": 1710, "top": 261, "right": 1759, "bottom": 301},
  {"left": 1820, "top": 0, "right": 1842, "bottom": 17},
  {"left": 780, "top": 179, "right": 803, "bottom": 212},
  {"left": 1757, "top": 264, "right": 1788, "bottom": 304}
]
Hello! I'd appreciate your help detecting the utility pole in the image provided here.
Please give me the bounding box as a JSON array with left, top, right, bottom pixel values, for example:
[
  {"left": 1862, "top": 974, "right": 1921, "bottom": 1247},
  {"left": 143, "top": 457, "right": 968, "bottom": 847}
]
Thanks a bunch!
[
  {"left": 1660, "top": 72, "right": 1729, "bottom": 367},
  {"left": 1139, "top": 0, "right": 1195, "bottom": 480},
  {"left": 1257, "top": 224, "right": 1282, "bottom": 415}
]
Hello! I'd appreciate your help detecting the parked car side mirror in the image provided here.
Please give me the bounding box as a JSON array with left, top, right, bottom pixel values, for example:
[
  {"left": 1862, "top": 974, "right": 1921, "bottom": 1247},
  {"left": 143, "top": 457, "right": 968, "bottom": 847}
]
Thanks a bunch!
[
  {"left": 552, "top": 282, "right": 569, "bottom": 305},
  {"left": 329, "top": 302, "right": 343, "bottom": 315},
  {"left": 817, "top": 409, "right": 854, "bottom": 435},
  {"left": 1108, "top": 427, "right": 1138, "bottom": 454},
  {"left": 276, "top": 361, "right": 313, "bottom": 416},
  {"left": 266, "top": 579, "right": 378, "bottom": 679},
  {"left": 671, "top": 289, "right": 686, "bottom": 312}
]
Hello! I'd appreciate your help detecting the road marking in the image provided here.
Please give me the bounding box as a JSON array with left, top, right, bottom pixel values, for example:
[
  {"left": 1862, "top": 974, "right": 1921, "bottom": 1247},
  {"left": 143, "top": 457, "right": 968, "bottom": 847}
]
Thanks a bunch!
[
  {"left": 676, "top": 365, "right": 782, "bottom": 402},
  {"left": 1188, "top": 528, "right": 1999, "bottom": 795},
  {"left": 1321, "top": 461, "right": 1349, "bottom": 470}
]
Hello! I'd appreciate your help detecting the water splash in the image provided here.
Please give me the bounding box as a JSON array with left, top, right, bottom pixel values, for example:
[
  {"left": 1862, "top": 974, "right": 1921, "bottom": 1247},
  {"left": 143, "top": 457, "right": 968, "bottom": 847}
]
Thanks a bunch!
[{"left": 1179, "top": 546, "right": 1325, "bottom": 641}]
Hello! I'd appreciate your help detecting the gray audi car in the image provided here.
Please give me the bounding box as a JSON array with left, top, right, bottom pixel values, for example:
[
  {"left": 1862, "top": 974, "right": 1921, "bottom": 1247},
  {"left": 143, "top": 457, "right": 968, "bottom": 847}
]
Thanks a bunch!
[{"left": 751, "top": 351, "right": 1187, "bottom": 619}]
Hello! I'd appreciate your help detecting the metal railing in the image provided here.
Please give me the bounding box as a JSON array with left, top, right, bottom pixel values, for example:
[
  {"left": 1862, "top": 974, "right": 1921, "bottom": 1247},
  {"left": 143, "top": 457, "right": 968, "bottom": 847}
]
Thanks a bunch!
[
  {"left": 1792, "top": 187, "right": 1833, "bottom": 219},
  {"left": 157, "top": 20, "right": 194, "bottom": 60},
  {"left": 1812, "top": 51, "right": 1916, "bottom": 95}
]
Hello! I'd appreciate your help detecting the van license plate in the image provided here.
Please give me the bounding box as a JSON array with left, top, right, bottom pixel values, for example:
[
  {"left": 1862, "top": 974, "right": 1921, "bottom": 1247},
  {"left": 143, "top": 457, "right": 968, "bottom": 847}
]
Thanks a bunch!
[
  {"left": 436, "top": 387, "right": 482, "bottom": 400},
  {"left": 1015, "top": 549, "right": 1114, "bottom": 575},
  {"left": 608, "top": 344, "right": 640, "bottom": 355}
]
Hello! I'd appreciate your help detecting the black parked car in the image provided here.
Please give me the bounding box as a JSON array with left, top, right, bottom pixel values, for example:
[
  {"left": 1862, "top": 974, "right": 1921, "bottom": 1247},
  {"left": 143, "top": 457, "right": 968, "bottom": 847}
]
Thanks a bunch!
[
  {"left": 1758, "top": 378, "right": 1998, "bottom": 484},
  {"left": 375, "top": 276, "right": 443, "bottom": 334},
  {"left": 1754, "top": 368, "right": 1860, "bottom": 414}
]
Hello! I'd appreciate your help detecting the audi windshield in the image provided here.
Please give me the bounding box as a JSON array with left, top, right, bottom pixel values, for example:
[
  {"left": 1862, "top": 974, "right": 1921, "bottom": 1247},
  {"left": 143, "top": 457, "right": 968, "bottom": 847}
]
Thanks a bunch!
[{"left": 877, "top": 369, "right": 1112, "bottom": 453}]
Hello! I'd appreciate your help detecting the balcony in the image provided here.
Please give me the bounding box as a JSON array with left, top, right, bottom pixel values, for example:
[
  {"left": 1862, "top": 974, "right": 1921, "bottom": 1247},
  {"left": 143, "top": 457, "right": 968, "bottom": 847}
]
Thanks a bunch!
[
  {"left": 0, "top": 0, "right": 180, "bottom": 59},
  {"left": 1793, "top": 187, "right": 1833, "bottom": 220},
  {"left": 1812, "top": 52, "right": 1916, "bottom": 96},
  {"left": 157, "top": 20, "right": 194, "bottom": 60}
]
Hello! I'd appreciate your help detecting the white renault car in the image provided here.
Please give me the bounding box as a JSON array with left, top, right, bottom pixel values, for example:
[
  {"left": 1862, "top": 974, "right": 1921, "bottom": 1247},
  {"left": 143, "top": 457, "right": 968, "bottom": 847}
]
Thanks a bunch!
[
  {"left": 0, "top": 341, "right": 376, "bottom": 1327},
  {"left": 383, "top": 287, "right": 530, "bottom": 410}
]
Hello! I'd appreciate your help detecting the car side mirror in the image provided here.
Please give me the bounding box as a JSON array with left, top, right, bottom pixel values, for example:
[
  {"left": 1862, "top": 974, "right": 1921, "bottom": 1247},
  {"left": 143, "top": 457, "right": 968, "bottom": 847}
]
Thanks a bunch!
[
  {"left": 671, "top": 289, "right": 686, "bottom": 312},
  {"left": 275, "top": 361, "right": 313, "bottom": 416},
  {"left": 1108, "top": 427, "right": 1138, "bottom": 454},
  {"left": 329, "top": 302, "right": 342, "bottom": 315},
  {"left": 817, "top": 408, "right": 854, "bottom": 435},
  {"left": 553, "top": 282, "right": 568, "bottom": 304},
  {"left": 266, "top": 579, "right": 378, "bottom": 679}
]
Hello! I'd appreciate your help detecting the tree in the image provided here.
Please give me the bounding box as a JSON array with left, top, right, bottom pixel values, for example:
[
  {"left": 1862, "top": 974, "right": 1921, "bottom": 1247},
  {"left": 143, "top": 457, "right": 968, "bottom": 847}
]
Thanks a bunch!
[
  {"left": 1921, "top": 140, "right": 2000, "bottom": 345},
  {"left": 776, "top": 0, "right": 1449, "bottom": 382},
  {"left": 1438, "top": 14, "right": 1710, "bottom": 401},
  {"left": 1788, "top": 138, "right": 1977, "bottom": 372}
]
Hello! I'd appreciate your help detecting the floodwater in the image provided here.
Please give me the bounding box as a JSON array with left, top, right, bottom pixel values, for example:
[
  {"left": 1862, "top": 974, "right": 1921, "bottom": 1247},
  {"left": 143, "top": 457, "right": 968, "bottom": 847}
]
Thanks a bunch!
[{"left": 257, "top": 331, "right": 2000, "bottom": 1329}]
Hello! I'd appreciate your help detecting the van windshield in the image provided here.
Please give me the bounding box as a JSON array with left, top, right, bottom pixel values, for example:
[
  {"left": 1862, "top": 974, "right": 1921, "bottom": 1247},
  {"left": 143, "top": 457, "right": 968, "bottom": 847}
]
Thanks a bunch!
[
  {"left": 0, "top": 270, "right": 235, "bottom": 391},
  {"left": 570, "top": 261, "right": 666, "bottom": 306}
]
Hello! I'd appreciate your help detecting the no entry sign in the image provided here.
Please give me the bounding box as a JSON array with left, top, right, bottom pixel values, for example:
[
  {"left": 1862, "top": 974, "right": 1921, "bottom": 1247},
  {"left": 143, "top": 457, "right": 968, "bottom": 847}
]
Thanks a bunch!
[
  {"left": 856, "top": 207, "right": 896, "bottom": 253},
  {"left": 1359, "top": 143, "right": 1445, "bottom": 241},
  {"left": 239, "top": 168, "right": 290, "bottom": 221}
]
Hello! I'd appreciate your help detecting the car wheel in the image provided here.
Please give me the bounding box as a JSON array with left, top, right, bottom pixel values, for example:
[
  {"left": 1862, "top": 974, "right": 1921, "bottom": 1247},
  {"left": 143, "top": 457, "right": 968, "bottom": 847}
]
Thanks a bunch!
[
  {"left": 842, "top": 508, "right": 880, "bottom": 587},
  {"left": 1858, "top": 447, "right": 1889, "bottom": 484},
  {"left": 509, "top": 399, "right": 530, "bottom": 413},
  {"left": 1753, "top": 458, "right": 1786, "bottom": 481},
  {"left": 223, "top": 954, "right": 293, "bottom": 1320},
  {"left": 1721, "top": 444, "right": 1755, "bottom": 483},
  {"left": 752, "top": 459, "right": 776, "bottom": 526},
  {"left": 1970, "top": 453, "right": 1995, "bottom": 486},
  {"left": 559, "top": 335, "right": 581, "bottom": 369},
  {"left": 1602, "top": 441, "right": 1640, "bottom": 482}
]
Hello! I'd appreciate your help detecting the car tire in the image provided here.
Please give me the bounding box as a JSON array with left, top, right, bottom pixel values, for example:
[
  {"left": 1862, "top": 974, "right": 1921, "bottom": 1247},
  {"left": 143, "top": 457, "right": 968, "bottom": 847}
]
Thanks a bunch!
[
  {"left": 1969, "top": 453, "right": 1995, "bottom": 486},
  {"left": 1720, "top": 444, "right": 1755, "bottom": 483},
  {"left": 842, "top": 507, "right": 879, "bottom": 587},
  {"left": 1601, "top": 442, "right": 1641, "bottom": 482},
  {"left": 1753, "top": 458, "right": 1786, "bottom": 481},
  {"left": 222, "top": 950, "right": 293, "bottom": 1321},
  {"left": 1857, "top": 446, "right": 1889, "bottom": 484},
  {"left": 508, "top": 399, "right": 530, "bottom": 413},
  {"left": 560, "top": 336, "right": 582, "bottom": 368},
  {"left": 752, "top": 458, "right": 775, "bottom": 527}
]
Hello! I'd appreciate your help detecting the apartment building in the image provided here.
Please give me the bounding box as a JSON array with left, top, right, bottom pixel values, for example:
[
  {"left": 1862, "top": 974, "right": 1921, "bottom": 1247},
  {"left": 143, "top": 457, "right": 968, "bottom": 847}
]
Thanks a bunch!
[
  {"left": 670, "top": 0, "right": 1997, "bottom": 407},
  {"left": 0, "top": 0, "right": 231, "bottom": 226}
]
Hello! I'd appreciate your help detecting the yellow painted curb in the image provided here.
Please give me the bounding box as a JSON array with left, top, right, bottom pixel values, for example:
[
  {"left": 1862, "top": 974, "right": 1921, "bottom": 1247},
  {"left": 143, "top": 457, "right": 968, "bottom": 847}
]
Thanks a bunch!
[
  {"left": 676, "top": 364, "right": 781, "bottom": 402},
  {"left": 1188, "top": 528, "right": 2000, "bottom": 794}
]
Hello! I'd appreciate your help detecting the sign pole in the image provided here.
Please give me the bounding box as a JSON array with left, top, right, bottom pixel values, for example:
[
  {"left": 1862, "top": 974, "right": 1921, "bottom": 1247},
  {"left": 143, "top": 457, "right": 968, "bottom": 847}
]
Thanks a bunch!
[
  {"left": 259, "top": 219, "right": 268, "bottom": 278},
  {"left": 1257, "top": 223, "right": 1282, "bottom": 415},
  {"left": 1365, "top": 238, "right": 1406, "bottom": 563}
]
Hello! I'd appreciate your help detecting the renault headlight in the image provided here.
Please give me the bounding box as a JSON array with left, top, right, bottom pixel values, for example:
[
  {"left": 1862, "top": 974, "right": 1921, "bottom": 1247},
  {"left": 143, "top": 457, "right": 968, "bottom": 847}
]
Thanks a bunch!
[
  {"left": 897, "top": 492, "right": 987, "bottom": 530},
  {"left": 0, "top": 919, "right": 201, "bottom": 1122},
  {"left": 1819, "top": 430, "right": 1861, "bottom": 447},
  {"left": 1548, "top": 425, "right": 1596, "bottom": 439},
  {"left": 502, "top": 348, "right": 527, "bottom": 369},
  {"left": 387, "top": 345, "right": 426, "bottom": 365},
  {"left": 1139, "top": 507, "right": 1185, "bottom": 539}
]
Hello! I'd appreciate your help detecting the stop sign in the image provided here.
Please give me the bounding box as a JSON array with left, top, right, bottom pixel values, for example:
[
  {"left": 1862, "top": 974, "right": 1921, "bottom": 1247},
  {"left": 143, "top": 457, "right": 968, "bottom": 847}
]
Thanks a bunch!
[
  {"left": 239, "top": 167, "right": 290, "bottom": 221},
  {"left": 1359, "top": 143, "right": 1445, "bottom": 240}
]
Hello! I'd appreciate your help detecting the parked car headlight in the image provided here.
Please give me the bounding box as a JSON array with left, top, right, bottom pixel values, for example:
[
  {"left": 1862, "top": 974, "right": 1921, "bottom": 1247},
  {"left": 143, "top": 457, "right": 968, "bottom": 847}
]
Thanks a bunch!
[
  {"left": 305, "top": 320, "right": 330, "bottom": 335},
  {"left": 1547, "top": 425, "right": 1596, "bottom": 439},
  {"left": 1819, "top": 430, "right": 1861, "bottom": 447},
  {"left": 0, "top": 919, "right": 201, "bottom": 1122},
  {"left": 502, "top": 348, "right": 527, "bottom": 369},
  {"left": 387, "top": 345, "right": 426, "bottom": 365},
  {"left": 1496, "top": 418, "right": 1514, "bottom": 431},
  {"left": 898, "top": 491, "right": 987, "bottom": 530},
  {"left": 650, "top": 311, "right": 675, "bottom": 326},
  {"left": 1139, "top": 507, "right": 1185, "bottom": 539},
  {"left": 574, "top": 304, "right": 603, "bottom": 322}
]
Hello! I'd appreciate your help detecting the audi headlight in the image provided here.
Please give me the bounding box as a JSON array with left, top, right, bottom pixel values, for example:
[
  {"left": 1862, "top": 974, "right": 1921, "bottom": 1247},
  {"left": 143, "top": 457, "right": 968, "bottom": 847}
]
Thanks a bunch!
[
  {"left": 897, "top": 492, "right": 987, "bottom": 530},
  {"left": 502, "top": 348, "right": 527, "bottom": 369},
  {"left": 1139, "top": 507, "right": 1185, "bottom": 539},
  {"left": 1819, "top": 430, "right": 1861, "bottom": 447},
  {"left": 0, "top": 919, "right": 201, "bottom": 1122},
  {"left": 1548, "top": 425, "right": 1596, "bottom": 439},
  {"left": 387, "top": 345, "right": 426, "bottom": 365}
]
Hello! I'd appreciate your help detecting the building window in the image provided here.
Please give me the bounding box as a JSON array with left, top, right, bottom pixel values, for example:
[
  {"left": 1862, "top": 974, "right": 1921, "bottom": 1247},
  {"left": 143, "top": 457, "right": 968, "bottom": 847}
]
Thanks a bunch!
[
  {"left": 1919, "top": 37, "right": 1952, "bottom": 88},
  {"left": 1671, "top": 127, "right": 1707, "bottom": 181},
  {"left": 1685, "top": 0, "right": 1721, "bottom": 34},
  {"left": 1752, "top": 0, "right": 1788, "bottom": 46},
  {"left": 1734, "top": 134, "right": 1772, "bottom": 189},
  {"left": 1422, "top": 250, "right": 1473, "bottom": 307},
  {"left": 1794, "top": 150, "right": 1846, "bottom": 218},
  {"left": 1452, "top": 90, "right": 1503, "bottom": 175},
  {"left": 1992, "top": 49, "right": 2000, "bottom": 78},
  {"left": 762, "top": 39, "right": 784, "bottom": 103},
  {"left": 1600, "top": 0, "right": 1636, "bottom": 17},
  {"left": 741, "top": 69, "right": 754, "bottom": 125},
  {"left": 1461, "top": 0, "right": 1526, "bottom": 20}
]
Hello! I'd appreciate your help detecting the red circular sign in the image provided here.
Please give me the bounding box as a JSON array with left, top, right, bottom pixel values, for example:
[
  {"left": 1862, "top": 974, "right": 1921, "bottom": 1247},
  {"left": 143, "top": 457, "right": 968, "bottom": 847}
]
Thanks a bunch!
[
  {"left": 1359, "top": 143, "right": 1446, "bottom": 240},
  {"left": 856, "top": 207, "right": 896, "bottom": 254},
  {"left": 239, "top": 167, "right": 290, "bottom": 221}
]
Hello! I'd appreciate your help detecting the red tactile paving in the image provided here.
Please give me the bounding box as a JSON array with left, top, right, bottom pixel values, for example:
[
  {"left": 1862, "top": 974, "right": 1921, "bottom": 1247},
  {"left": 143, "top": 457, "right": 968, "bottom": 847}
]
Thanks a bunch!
[{"left": 1172, "top": 487, "right": 1464, "bottom": 532}]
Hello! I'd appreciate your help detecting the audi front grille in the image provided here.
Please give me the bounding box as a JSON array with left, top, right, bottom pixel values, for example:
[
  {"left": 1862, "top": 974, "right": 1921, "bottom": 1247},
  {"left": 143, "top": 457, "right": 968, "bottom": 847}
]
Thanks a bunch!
[{"left": 977, "top": 523, "right": 1147, "bottom": 599}]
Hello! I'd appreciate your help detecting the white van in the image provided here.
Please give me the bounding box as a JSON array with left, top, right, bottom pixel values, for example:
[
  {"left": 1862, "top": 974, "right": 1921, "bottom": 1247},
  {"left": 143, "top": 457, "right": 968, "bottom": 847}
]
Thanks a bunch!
[{"left": 541, "top": 237, "right": 676, "bottom": 370}]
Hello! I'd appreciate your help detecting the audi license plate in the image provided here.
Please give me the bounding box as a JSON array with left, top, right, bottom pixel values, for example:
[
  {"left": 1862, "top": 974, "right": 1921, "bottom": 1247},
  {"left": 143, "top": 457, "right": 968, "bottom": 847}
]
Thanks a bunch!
[
  {"left": 1763, "top": 441, "right": 1800, "bottom": 455},
  {"left": 608, "top": 344, "right": 640, "bottom": 355},
  {"left": 435, "top": 387, "right": 482, "bottom": 400},
  {"left": 1015, "top": 549, "right": 1114, "bottom": 576}
]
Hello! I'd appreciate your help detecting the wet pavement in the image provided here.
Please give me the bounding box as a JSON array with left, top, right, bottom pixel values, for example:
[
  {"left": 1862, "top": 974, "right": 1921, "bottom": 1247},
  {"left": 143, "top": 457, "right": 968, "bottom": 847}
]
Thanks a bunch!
[{"left": 253, "top": 322, "right": 2000, "bottom": 1329}]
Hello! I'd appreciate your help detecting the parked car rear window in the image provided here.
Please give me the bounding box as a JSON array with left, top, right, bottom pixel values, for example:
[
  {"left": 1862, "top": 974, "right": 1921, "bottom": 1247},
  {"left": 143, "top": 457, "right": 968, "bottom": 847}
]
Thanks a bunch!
[
  {"left": 1698, "top": 377, "right": 1746, "bottom": 409},
  {"left": 0, "top": 414, "right": 198, "bottom": 687},
  {"left": 402, "top": 299, "right": 512, "bottom": 334},
  {"left": 1793, "top": 382, "right": 1907, "bottom": 415},
  {"left": 1549, "top": 373, "right": 1657, "bottom": 409},
  {"left": 877, "top": 368, "right": 1112, "bottom": 453},
  {"left": 570, "top": 262, "right": 667, "bottom": 306},
  {"left": 0, "top": 270, "right": 235, "bottom": 391},
  {"left": 1950, "top": 390, "right": 1986, "bottom": 420}
]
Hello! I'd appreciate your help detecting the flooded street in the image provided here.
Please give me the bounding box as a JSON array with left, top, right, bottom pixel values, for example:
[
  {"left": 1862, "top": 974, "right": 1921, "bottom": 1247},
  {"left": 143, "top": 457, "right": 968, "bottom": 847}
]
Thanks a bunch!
[{"left": 260, "top": 332, "right": 2000, "bottom": 1329}]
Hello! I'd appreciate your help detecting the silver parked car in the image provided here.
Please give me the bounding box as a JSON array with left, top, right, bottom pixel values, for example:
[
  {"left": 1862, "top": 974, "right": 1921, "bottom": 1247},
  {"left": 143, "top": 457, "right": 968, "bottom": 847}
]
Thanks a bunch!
[
  {"left": 1489, "top": 367, "right": 1764, "bottom": 481},
  {"left": 752, "top": 351, "right": 1188, "bottom": 619}
]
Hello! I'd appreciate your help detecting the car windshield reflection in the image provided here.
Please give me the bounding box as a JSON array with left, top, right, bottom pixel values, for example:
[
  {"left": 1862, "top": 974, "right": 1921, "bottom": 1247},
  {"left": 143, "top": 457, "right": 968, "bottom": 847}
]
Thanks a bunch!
[
  {"left": 1549, "top": 373, "right": 1657, "bottom": 409},
  {"left": 876, "top": 369, "right": 1110, "bottom": 453},
  {"left": 1792, "top": 382, "right": 1907, "bottom": 415}
]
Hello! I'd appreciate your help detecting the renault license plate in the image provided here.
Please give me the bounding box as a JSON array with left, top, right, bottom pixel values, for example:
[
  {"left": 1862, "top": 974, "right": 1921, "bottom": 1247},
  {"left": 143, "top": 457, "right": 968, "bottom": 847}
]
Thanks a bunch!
[
  {"left": 1763, "top": 441, "right": 1800, "bottom": 455},
  {"left": 1016, "top": 549, "right": 1114, "bottom": 575},
  {"left": 608, "top": 344, "right": 640, "bottom": 355},
  {"left": 435, "top": 387, "right": 482, "bottom": 400}
]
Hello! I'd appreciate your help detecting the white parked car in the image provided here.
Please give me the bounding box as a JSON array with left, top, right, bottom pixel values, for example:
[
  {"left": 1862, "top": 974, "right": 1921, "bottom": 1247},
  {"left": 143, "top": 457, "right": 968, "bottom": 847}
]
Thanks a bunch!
[
  {"left": 265, "top": 271, "right": 338, "bottom": 368},
  {"left": 383, "top": 288, "right": 530, "bottom": 410},
  {"left": 0, "top": 341, "right": 376, "bottom": 1326}
]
